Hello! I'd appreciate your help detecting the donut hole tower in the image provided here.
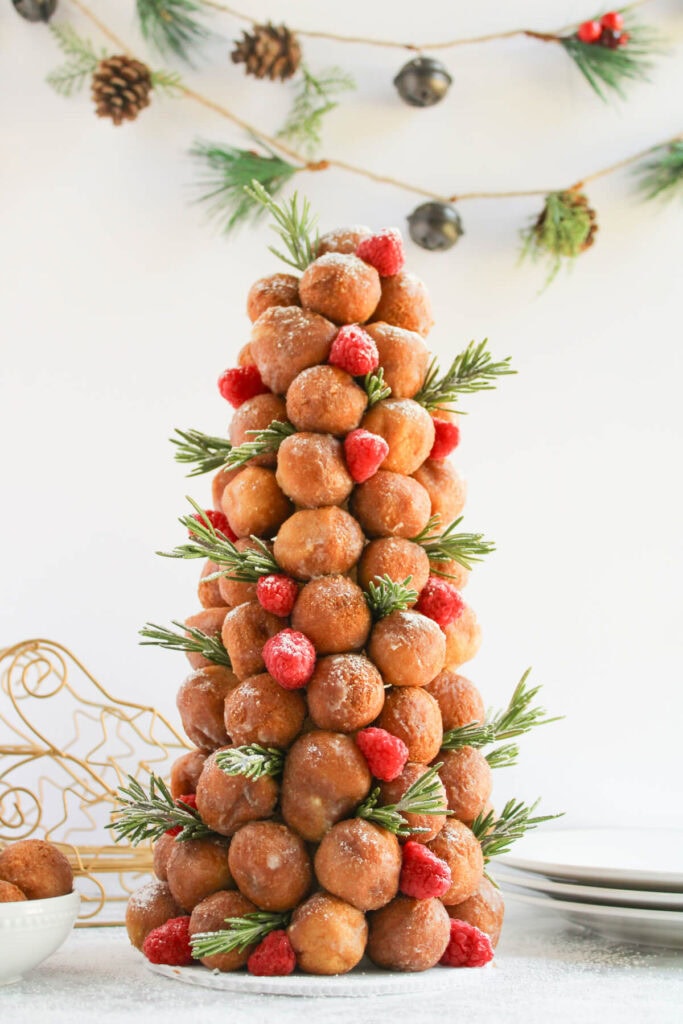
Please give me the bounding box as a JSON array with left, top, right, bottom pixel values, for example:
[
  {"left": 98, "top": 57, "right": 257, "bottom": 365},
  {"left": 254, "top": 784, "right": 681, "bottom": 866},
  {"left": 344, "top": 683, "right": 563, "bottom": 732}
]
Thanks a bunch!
[{"left": 115, "top": 186, "right": 559, "bottom": 978}]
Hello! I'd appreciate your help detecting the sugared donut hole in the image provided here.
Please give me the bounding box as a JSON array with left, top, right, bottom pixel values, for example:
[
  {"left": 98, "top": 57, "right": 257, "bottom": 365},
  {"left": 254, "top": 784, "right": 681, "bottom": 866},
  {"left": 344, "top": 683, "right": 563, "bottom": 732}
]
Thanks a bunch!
[
  {"left": 224, "top": 672, "right": 306, "bottom": 748},
  {"left": 176, "top": 664, "right": 240, "bottom": 751},
  {"left": 169, "top": 748, "right": 207, "bottom": 799},
  {"left": 166, "top": 836, "right": 234, "bottom": 912},
  {"left": 273, "top": 507, "right": 365, "bottom": 580},
  {"left": 351, "top": 471, "right": 431, "bottom": 539},
  {"left": 423, "top": 671, "right": 485, "bottom": 732},
  {"left": 443, "top": 603, "right": 482, "bottom": 669},
  {"left": 280, "top": 731, "right": 371, "bottom": 841},
  {"left": 361, "top": 399, "right": 435, "bottom": 476},
  {"left": 286, "top": 364, "right": 368, "bottom": 436},
  {"left": 379, "top": 762, "right": 448, "bottom": 844},
  {"left": 412, "top": 459, "right": 467, "bottom": 523},
  {"left": 306, "top": 654, "right": 384, "bottom": 732},
  {"left": 246, "top": 273, "right": 300, "bottom": 323},
  {"left": 436, "top": 746, "right": 492, "bottom": 824},
  {"left": 364, "top": 322, "right": 429, "bottom": 399},
  {"left": 221, "top": 601, "right": 282, "bottom": 680},
  {"left": 430, "top": 557, "right": 470, "bottom": 591},
  {"left": 377, "top": 686, "right": 443, "bottom": 764},
  {"left": 212, "top": 465, "right": 242, "bottom": 511},
  {"left": 316, "top": 225, "right": 371, "bottom": 256},
  {"left": 368, "top": 610, "right": 446, "bottom": 688},
  {"left": 0, "top": 839, "right": 73, "bottom": 900},
  {"left": 189, "top": 890, "right": 257, "bottom": 972},
  {"left": 447, "top": 876, "right": 505, "bottom": 947},
  {"left": 184, "top": 607, "right": 227, "bottom": 670},
  {"left": 152, "top": 832, "right": 175, "bottom": 882},
  {"left": 0, "top": 880, "right": 27, "bottom": 902},
  {"left": 290, "top": 576, "right": 371, "bottom": 655},
  {"left": 288, "top": 892, "right": 368, "bottom": 975},
  {"left": 357, "top": 537, "right": 430, "bottom": 595},
  {"left": 372, "top": 270, "right": 434, "bottom": 336},
  {"left": 228, "top": 821, "right": 312, "bottom": 912},
  {"left": 217, "top": 538, "right": 274, "bottom": 609},
  {"left": 198, "top": 559, "right": 228, "bottom": 609},
  {"left": 276, "top": 433, "right": 353, "bottom": 508},
  {"left": 125, "top": 880, "right": 183, "bottom": 950},
  {"left": 314, "top": 819, "right": 401, "bottom": 911},
  {"left": 195, "top": 749, "right": 279, "bottom": 837},
  {"left": 251, "top": 306, "right": 337, "bottom": 394},
  {"left": 237, "top": 342, "right": 256, "bottom": 367},
  {"left": 229, "top": 393, "right": 288, "bottom": 468},
  {"left": 426, "top": 819, "right": 484, "bottom": 905},
  {"left": 367, "top": 896, "right": 450, "bottom": 972},
  {"left": 299, "top": 253, "right": 381, "bottom": 326},
  {"left": 221, "top": 465, "right": 293, "bottom": 539}
]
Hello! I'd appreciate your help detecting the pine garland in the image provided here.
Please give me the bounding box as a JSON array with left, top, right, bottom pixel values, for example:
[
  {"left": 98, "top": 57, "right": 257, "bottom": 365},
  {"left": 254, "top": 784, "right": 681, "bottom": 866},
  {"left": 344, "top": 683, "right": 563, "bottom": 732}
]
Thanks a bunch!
[
  {"left": 357, "top": 764, "right": 450, "bottom": 838},
  {"left": 412, "top": 515, "right": 495, "bottom": 573},
  {"left": 138, "top": 620, "right": 232, "bottom": 667},
  {"left": 277, "top": 64, "right": 355, "bottom": 157},
  {"left": 47, "top": 23, "right": 105, "bottom": 96},
  {"left": 170, "top": 428, "right": 233, "bottom": 477},
  {"left": 364, "top": 575, "right": 418, "bottom": 618},
  {"left": 214, "top": 745, "right": 284, "bottom": 781},
  {"left": 636, "top": 140, "right": 683, "bottom": 201},
  {"left": 560, "top": 17, "right": 660, "bottom": 103},
  {"left": 471, "top": 798, "right": 562, "bottom": 862},
  {"left": 136, "top": 0, "right": 210, "bottom": 64},
  {"left": 191, "top": 144, "right": 298, "bottom": 233},
  {"left": 107, "top": 773, "right": 214, "bottom": 844},
  {"left": 521, "top": 190, "right": 598, "bottom": 284},
  {"left": 191, "top": 911, "right": 291, "bottom": 958},
  {"left": 414, "top": 341, "right": 515, "bottom": 413}
]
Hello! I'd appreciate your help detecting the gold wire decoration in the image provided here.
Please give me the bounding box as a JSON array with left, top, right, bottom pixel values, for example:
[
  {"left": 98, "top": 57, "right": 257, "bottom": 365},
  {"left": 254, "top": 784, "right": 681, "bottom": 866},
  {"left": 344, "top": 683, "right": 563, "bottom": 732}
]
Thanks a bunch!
[{"left": 0, "top": 639, "right": 190, "bottom": 927}]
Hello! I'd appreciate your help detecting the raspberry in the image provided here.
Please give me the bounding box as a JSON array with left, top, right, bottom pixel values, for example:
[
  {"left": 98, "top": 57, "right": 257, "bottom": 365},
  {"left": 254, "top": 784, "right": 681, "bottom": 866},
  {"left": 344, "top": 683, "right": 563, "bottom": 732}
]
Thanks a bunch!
[
  {"left": 142, "top": 916, "right": 194, "bottom": 966},
  {"left": 164, "top": 825, "right": 182, "bottom": 837},
  {"left": 415, "top": 576, "right": 465, "bottom": 629},
  {"left": 262, "top": 628, "right": 316, "bottom": 689},
  {"left": 355, "top": 727, "right": 409, "bottom": 781},
  {"left": 217, "top": 365, "right": 269, "bottom": 408},
  {"left": 329, "top": 325, "right": 379, "bottom": 376},
  {"left": 429, "top": 418, "right": 460, "bottom": 460},
  {"left": 165, "top": 794, "right": 198, "bottom": 836},
  {"left": 189, "top": 508, "right": 236, "bottom": 542},
  {"left": 399, "top": 841, "right": 452, "bottom": 899},
  {"left": 257, "top": 574, "right": 299, "bottom": 617},
  {"left": 439, "top": 919, "right": 494, "bottom": 968},
  {"left": 344, "top": 428, "right": 389, "bottom": 483},
  {"left": 356, "top": 229, "right": 405, "bottom": 277},
  {"left": 247, "top": 930, "right": 297, "bottom": 976}
]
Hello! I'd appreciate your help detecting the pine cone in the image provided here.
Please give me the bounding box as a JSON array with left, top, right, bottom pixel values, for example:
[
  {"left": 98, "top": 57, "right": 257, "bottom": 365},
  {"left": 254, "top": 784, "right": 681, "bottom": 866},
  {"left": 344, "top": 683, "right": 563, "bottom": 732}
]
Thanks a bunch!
[
  {"left": 231, "top": 23, "right": 302, "bottom": 81},
  {"left": 92, "top": 56, "right": 152, "bottom": 127},
  {"left": 535, "top": 191, "right": 598, "bottom": 254}
]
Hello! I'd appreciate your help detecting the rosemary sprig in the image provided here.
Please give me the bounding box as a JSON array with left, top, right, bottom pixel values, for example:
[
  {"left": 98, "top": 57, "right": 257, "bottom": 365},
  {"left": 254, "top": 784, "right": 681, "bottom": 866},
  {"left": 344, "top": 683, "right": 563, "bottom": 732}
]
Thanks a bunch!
[
  {"left": 225, "top": 421, "right": 296, "bottom": 470},
  {"left": 277, "top": 64, "right": 355, "bottom": 158},
  {"left": 170, "top": 428, "right": 232, "bottom": 477},
  {"left": 191, "top": 911, "right": 291, "bottom": 958},
  {"left": 139, "top": 621, "right": 231, "bottom": 668},
  {"left": 412, "top": 515, "right": 495, "bottom": 573},
  {"left": 136, "top": 0, "right": 210, "bottom": 64},
  {"left": 414, "top": 341, "right": 514, "bottom": 413},
  {"left": 107, "top": 773, "right": 214, "bottom": 845},
  {"left": 364, "top": 575, "right": 418, "bottom": 618},
  {"left": 191, "top": 143, "right": 298, "bottom": 233},
  {"left": 560, "top": 17, "right": 661, "bottom": 103},
  {"left": 357, "top": 764, "right": 449, "bottom": 838},
  {"left": 485, "top": 743, "right": 521, "bottom": 770},
  {"left": 214, "top": 745, "right": 284, "bottom": 781},
  {"left": 47, "top": 23, "right": 105, "bottom": 97},
  {"left": 441, "top": 669, "right": 561, "bottom": 752},
  {"left": 244, "top": 182, "right": 319, "bottom": 271},
  {"left": 636, "top": 141, "right": 683, "bottom": 202},
  {"left": 364, "top": 367, "right": 392, "bottom": 407},
  {"left": 471, "top": 798, "right": 563, "bottom": 862},
  {"left": 159, "top": 498, "right": 279, "bottom": 581}
]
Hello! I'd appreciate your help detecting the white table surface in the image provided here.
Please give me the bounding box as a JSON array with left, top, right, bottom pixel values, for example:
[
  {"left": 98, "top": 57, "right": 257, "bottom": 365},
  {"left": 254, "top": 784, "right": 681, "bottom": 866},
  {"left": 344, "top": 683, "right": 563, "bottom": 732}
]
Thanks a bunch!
[{"left": 3, "top": 901, "right": 681, "bottom": 1024}]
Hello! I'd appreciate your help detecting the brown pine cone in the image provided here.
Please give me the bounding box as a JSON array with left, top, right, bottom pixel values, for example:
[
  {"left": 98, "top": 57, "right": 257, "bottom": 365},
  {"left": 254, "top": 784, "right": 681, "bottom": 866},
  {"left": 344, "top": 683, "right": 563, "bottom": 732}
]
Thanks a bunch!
[
  {"left": 231, "top": 23, "right": 301, "bottom": 81},
  {"left": 92, "top": 55, "right": 152, "bottom": 127}
]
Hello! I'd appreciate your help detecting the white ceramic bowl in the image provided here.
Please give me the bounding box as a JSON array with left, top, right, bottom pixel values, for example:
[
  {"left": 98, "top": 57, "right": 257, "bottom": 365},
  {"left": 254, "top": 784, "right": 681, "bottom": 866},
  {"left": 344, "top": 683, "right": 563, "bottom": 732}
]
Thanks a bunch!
[{"left": 0, "top": 890, "right": 80, "bottom": 985}]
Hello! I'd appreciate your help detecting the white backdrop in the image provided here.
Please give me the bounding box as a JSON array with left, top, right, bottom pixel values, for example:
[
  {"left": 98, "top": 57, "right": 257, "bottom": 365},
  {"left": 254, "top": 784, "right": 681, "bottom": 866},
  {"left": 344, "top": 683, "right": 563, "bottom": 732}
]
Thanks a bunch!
[{"left": 2, "top": 1, "right": 682, "bottom": 831}]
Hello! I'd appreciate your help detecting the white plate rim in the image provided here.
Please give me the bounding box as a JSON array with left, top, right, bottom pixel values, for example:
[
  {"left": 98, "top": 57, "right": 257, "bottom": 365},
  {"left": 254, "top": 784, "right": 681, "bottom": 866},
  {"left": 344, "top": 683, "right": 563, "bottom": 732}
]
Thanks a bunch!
[
  {"left": 494, "top": 868, "right": 683, "bottom": 909},
  {"left": 505, "top": 888, "right": 683, "bottom": 923}
]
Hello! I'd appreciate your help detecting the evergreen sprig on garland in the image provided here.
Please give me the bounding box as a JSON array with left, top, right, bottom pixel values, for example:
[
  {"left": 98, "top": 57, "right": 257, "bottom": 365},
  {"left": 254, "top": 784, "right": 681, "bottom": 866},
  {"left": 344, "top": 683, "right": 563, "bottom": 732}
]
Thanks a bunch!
[
  {"left": 521, "top": 191, "right": 598, "bottom": 285},
  {"left": 139, "top": 621, "right": 231, "bottom": 667},
  {"left": 191, "top": 911, "right": 291, "bottom": 958},
  {"left": 108, "top": 773, "right": 214, "bottom": 844},
  {"left": 560, "top": 15, "right": 660, "bottom": 103},
  {"left": 636, "top": 140, "right": 683, "bottom": 201},
  {"left": 46, "top": 23, "right": 105, "bottom": 96},
  {"left": 136, "top": 0, "right": 211, "bottom": 64},
  {"left": 414, "top": 341, "right": 515, "bottom": 413},
  {"left": 277, "top": 64, "right": 355, "bottom": 157}
]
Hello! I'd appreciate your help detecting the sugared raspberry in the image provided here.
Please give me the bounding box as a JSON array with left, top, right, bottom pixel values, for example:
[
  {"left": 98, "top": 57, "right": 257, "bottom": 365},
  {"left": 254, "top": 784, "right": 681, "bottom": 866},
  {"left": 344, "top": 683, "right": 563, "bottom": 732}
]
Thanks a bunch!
[
  {"left": 415, "top": 576, "right": 465, "bottom": 629},
  {"left": 355, "top": 727, "right": 409, "bottom": 781},
  {"left": 399, "top": 841, "right": 452, "bottom": 899},
  {"left": 142, "top": 916, "right": 194, "bottom": 966},
  {"left": 164, "top": 825, "right": 182, "bottom": 837},
  {"left": 217, "top": 365, "right": 269, "bottom": 407},
  {"left": 257, "top": 574, "right": 299, "bottom": 617},
  {"left": 344, "top": 428, "right": 389, "bottom": 483},
  {"left": 439, "top": 919, "right": 494, "bottom": 968},
  {"left": 189, "top": 508, "right": 236, "bottom": 542},
  {"left": 247, "top": 930, "right": 297, "bottom": 976},
  {"left": 329, "top": 325, "right": 379, "bottom": 376},
  {"left": 263, "top": 629, "right": 316, "bottom": 689},
  {"left": 177, "top": 793, "right": 197, "bottom": 810},
  {"left": 577, "top": 19, "right": 601, "bottom": 43},
  {"left": 356, "top": 229, "right": 405, "bottom": 277},
  {"left": 429, "top": 418, "right": 460, "bottom": 460}
]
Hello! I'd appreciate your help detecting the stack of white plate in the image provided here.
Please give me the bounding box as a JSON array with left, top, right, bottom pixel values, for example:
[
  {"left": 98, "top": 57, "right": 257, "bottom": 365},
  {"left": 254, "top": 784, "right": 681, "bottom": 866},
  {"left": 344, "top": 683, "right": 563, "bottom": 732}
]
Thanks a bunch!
[{"left": 497, "top": 827, "right": 683, "bottom": 949}]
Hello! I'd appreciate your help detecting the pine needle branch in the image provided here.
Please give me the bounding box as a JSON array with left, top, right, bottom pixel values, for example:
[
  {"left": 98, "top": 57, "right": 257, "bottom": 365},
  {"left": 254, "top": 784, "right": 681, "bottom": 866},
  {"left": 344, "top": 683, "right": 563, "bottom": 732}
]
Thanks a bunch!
[
  {"left": 364, "top": 367, "right": 392, "bottom": 407},
  {"left": 357, "top": 764, "right": 449, "bottom": 838},
  {"left": 414, "top": 341, "right": 515, "bottom": 413},
  {"left": 191, "top": 143, "right": 298, "bottom": 233},
  {"left": 471, "top": 798, "right": 563, "bottom": 862},
  {"left": 225, "top": 421, "right": 296, "bottom": 470},
  {"left": 136, "top": 0, "right": 210, "bottom": 65},
  {"left": 520, "top": 191, "right": 597, "bottom": 285},
  {"left": 560, "top": 18, "right": 661, "bottom": 103},
  {"left": 364, "top": 575, "right": 418, "bottom": 618},
  {"left": 107, "top": 772, "right": 214, "bottom": 845},
  {"left": 214, "top": 745, "right": 284, "bottom": 781},
  {"left": 413, "top": 516, "right": 495, "bottom": 572},
  {"left": 244, "top": 182, "right": 319, "bottom": 271},
  {"left": 277, "top": 64, "right": 355, "bottom": 157},
  {"left": 150, "top": 68, "right": 185, "bottom": 95},
  {"left": 139, "top": 621, "right": 231, "bottom": 668},
  {"left": 170, "top": 428, "right": 233, "bottom": 477},
  {"left": 47, "top": 23, "right": 105, "bottom": 97},
  {"left": 636, "top": 140, "right": 683, "bottom": 201},
  {"left": 191, "top": 911, "right": 291, "bottom": 958}
]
